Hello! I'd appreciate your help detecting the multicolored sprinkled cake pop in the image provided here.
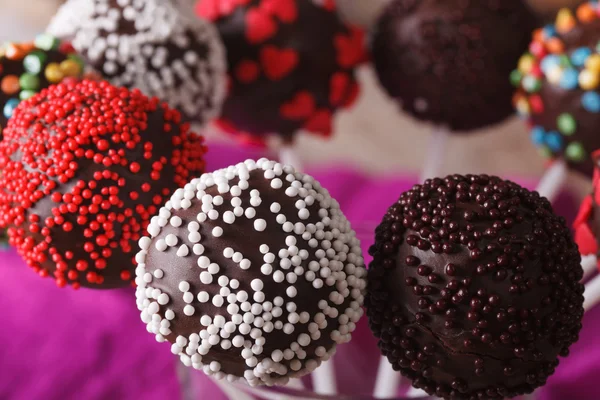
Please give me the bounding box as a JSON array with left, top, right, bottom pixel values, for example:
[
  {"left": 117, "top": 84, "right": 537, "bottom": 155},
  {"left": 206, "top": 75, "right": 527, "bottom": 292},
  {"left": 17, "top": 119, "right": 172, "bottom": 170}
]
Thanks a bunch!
[
  {"left": 512, "top": 2, "right": 600, "bottom": 177},
  {"left": 48, "top": 0, "right": 227, "bottom": 125},
  {"left": 196, "top": 0, "right": 365, "bottom": 144},
  {"left": 0, "top": 80, "right": 206, "bottom": 289},
  {"left": 135, "top": 159, "right": 366, "bottom": 385},
  {"left": 0, "top": 34, "right": 85, "bottom": 137},
  {"left": 574, "top": 150, "right": 600, "bottom": 260},
  {"left": 366, "top": 175, "right": 584, "bottom": 399},
  {"left": 371, "top": 0, "right": 537, "bottom": 132}
]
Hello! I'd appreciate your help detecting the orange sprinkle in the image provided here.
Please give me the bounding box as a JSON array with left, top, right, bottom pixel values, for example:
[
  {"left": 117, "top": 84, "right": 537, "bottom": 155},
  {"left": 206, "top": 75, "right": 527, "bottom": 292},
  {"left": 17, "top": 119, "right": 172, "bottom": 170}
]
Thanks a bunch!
[
  {"left": 533, "top": 28, "right": 545, "bottom": 43},
  {"left": 1, "top": 75, "right": 20, "bottom": 94},
  {"left": 19, "top": 42, "right": 35, "bottom": 53},
  {"left": 556, "top": 18, "right": 576, "bottom": 33},
  {"left": 546, "top": 37, "right": 565, "bottom": 54},
  {"left": 577, "top": 3, "right": 597, "bottom": 23},
  {"left": 5, "top": 43, "right": 25, "bottom": 60}
]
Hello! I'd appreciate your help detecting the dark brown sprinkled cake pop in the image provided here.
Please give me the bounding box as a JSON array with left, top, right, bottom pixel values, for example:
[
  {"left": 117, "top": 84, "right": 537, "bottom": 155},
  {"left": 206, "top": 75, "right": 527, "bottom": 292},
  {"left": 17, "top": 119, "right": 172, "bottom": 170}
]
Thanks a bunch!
[
  {"left": 371, "top": 0, "right": 538, "bottom": 132},
  {"left": 366, "top": 175, "right": 584, "bottom": 399}
]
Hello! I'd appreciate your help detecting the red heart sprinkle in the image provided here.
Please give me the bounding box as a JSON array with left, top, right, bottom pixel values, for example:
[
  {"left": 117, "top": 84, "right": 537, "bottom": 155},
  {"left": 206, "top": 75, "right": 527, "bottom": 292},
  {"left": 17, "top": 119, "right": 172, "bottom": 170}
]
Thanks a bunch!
[
  {"left": 329, "top": 72, "right": 349, "bottom": 106},
  {"left": 280, "top": 91, "right": 316, "bottom": 120},
  {"left": 196, "top": 0, "right": 220, "bottom": 20},
  {"left": 260, "top": 46, "right": 299, "bottom": 80},
  {"left": 246, "top": 8, "right": 278, "bottom": 44},
  {"left": 260, "top": 0, "right": 298, "bottom": 23},
  {"left": 334, "top": 27, "right": 366, "bottom": 68},
  {"left": 303, "top": 110, "right": 333, "bottom": 136},
  {"left": 235, "top": 60, "right": 260, "bottom": 83}
]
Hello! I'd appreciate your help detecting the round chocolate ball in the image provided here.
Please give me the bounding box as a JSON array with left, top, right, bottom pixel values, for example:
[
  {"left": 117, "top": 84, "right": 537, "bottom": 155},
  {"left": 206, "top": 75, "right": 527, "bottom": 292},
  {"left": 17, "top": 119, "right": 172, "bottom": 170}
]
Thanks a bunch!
[
  {"left": 366, "top": 175, "right": 584, "bottom": 399},
  {"left": 0, "top": 34, "right": 85, "bottom": 137},
  {"left": 196, "top": 0, "right": 365, "bottom": 143},
  {"left": 372, "top": 0, "right": 537, "bottom": 132},
  {"left": 0, "top": 79, "right": 207, "bottom": 289},
  {"left": 574, "top": 150, "right": 600, "bottom": 260},
  {"left": 513, "top": 2, "right": 600, "bottom": 177},
  {"left": 48, "top": 0, "right": 227, "bottom": 125},
  {"left": 135, "top": 159, "right": 366, "bottom": 385}
]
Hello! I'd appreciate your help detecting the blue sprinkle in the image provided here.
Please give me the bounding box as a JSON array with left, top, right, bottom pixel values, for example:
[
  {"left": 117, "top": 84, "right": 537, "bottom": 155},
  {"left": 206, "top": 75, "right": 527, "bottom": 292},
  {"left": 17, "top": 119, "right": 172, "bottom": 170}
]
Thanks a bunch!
[
  {"left": 543, "top": 25, "right": 557, "bottom": 38},
  {"left": 540, "top": 55, "right": 560, "bottom": 74},
  {"left": 560, "top": 69, "right": 579, "bottom": 90},
  {"left": 582, "top": 91, "right": 600, "bottom": 113},
  {"left": 571, "top": 47, "right": 592, "bottom": 67},
  {"left": 530, "top": 127, "right": 546, "bottom": 146},
  {"left": 3, "top": 98, "right": 20, "bottom": 120},
  {"left": 545, "top": 131, "right": 564, "bottom": 152}
]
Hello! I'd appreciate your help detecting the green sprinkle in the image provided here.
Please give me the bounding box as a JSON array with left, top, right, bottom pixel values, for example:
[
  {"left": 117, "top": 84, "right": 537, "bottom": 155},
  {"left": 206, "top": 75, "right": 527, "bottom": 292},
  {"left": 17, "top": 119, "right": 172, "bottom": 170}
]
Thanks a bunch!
[
  {"left": 23, "top": 51, "right": 47, "bottom": 74},
  {"left": 539, "top": 146, "right": 553, "bottom": 159},
  {"left": 559, "top": 54, "right": 572, "bottom": 67},
  {"left": 510, "top": 70, "right": 522, "bottom": 87},
  {"left": 19, "top": 90, "right": 36, "bottom": 101},
  {"left": 565, "top": 142, "right": 586, "bottom": 161},
  {"left": 19, "top": 73, "right": 40, "bottom": 91},
  {"left": 523, "top": 76, "right": 542, "bottom": 93},
  {"left": 34, "top": 33, "right": 59, "bottom": 51},
  {"left": 557, "top": 113, "right": 576, "bottom": 135},
  {"left": 67, "top": 53, "right": 84, "bottom": 68}
]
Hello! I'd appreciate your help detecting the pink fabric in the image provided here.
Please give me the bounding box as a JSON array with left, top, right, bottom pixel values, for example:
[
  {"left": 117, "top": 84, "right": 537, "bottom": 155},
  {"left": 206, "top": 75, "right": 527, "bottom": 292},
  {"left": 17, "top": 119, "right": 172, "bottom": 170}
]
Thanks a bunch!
[{"left": 0, "top": 143, "right": 593, "bottom": 399}]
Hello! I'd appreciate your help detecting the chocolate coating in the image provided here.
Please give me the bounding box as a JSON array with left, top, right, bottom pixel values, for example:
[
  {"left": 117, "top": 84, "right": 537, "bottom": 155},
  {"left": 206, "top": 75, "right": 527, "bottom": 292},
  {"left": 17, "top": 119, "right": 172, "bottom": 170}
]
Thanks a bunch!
[
  {"left": 48, "top": 0, "right": 227, "bottom": 125},
  {"left": 0, "top": 80, "right": 206, "bottom": 289},
  {"left": 372, "top": 0, "right": 537, "bottom": 132},
  {"left": 197, "top": 0, "right": 364, "bottom": 143},
  {"left": 513, "top": 3, "right": 600, "bottom": 177},
  {"left": 135, "top": 159, "right": 366, "bottom": 385},
  {"left": 366, "top": 175, "right": 584, "bottom": 399}
]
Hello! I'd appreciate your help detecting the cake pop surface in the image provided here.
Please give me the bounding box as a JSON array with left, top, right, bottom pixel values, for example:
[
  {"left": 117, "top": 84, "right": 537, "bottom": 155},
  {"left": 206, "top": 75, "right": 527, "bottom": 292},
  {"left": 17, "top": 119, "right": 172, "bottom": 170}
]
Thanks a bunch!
[
  {"left": 372, "top": 0, "right": 537, "bottom": 133},
  {"left": 48, "top": 0, "right": 227, "bottom": 125},
  {"left": 135, "top": 159, "right": 366, "bottom": 385},
  {"left": 0, "top": 34, "right": 85, "bottom": 137},
  {"left": 574, "top": 150, "right": 600, "bottom": 260},
  {"left": 196, "top": 0, "right": 365, "bottom": 144},
  {"left": 513, "top": 2, "right": 600, "bottom": 177},
  {"left": 366, "top": 175, "right": 584, "bottom": 399},
  {"left": 0, "top": 79, "right": 207, "bottom": 289}
]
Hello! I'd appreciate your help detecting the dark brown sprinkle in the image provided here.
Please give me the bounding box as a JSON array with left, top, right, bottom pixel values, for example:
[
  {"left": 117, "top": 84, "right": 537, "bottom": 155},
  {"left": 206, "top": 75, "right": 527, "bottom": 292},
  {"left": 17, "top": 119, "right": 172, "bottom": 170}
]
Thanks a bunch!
[{"left": 366, "top": 174, "right": 584, "bottom": 399}]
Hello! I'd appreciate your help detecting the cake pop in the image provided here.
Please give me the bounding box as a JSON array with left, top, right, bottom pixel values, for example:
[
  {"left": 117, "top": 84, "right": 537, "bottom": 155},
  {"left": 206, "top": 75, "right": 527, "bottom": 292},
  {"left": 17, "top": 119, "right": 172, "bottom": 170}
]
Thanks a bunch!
[
  {"left": 512, "top": 2, "right": 600, "bottom": 177},
  {"left": 135, "top": 159, "right": 366, "bottom": 385},
  {"left": 48, "top": 0, "right": 227, "bottom": 125},
  {"left": 371, "top": 0, "right": 537, "bottom": 133},
  {"left": 196, "top": 0, "right": 365, "bottom": 144},
  {"left": 0, "top": 80, "right": 207, "bottom": 289},
  {"left": 366, "top": 175, "right": 584, "bottom": 399},
  {"left": 0, "top": 34, "right": 85, "bottom": 137}
]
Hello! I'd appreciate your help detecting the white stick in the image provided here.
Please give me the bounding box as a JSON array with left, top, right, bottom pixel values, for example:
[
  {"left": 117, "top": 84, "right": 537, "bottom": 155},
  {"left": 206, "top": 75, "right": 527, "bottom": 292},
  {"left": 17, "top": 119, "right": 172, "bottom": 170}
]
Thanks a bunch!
[
  {"left": 211, "top": 378, "right": 256, "bottom": 400},
  {"left": 311, "top": 360, "right": 337, "bottom": 395},
  {"left": 584, "top": 272, "right": 600, "bottom": 312},
  {"left": 419, "top": 127, "right": 450, "bottom": 183},
  {"left": 286, "top": 378, "right": 306, "bottom": 391},
  {"left": 373, "top": 356, "right": 400, "bottom": 398},
  {"left": 279, "top": 145, "right": 304, "bottom": 172},
  {"left": 534, "top": 160, "right": 568, "bottom": 202},
  {"left": 581, "top": 254, "right": 598, "bottom": 281},
  {"left": 406, "top": 386, "right": 431, "bottom": 398}
]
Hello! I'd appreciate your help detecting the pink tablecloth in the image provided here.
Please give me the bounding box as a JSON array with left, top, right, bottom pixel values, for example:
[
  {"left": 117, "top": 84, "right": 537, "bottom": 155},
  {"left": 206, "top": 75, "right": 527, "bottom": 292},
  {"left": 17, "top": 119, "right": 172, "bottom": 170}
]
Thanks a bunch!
[{"left": 1, "top": 143, "right": 596, "bottom": 400}]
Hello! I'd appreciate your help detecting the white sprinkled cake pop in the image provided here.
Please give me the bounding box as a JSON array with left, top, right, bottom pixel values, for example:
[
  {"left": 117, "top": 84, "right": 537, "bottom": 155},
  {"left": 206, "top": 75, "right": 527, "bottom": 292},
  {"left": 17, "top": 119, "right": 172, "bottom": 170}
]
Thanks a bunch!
[
  {"left": 47, "top": 0, "right": 227, "bottom": 125},
  {"left": 134, "top": 159, "right": 366, "bottom": 386}
]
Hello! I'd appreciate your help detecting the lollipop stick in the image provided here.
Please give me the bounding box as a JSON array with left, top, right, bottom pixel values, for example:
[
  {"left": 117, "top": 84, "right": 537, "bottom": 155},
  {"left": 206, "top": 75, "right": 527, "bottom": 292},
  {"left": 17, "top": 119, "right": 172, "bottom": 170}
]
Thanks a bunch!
[
  {"left": 373, "top": 356, "right": 400, "bottom": 398},
  {"left": 211, "top": 378, "right": 256, "bottom": 400},
  {"left": 311, "top": 359, "right": 337, "bottom": 395},
  {"left": 279, "top": 144, "right": 304, "bottom": 172},
  {"left": 584, "top": 271, "right": 600, "bottom": 312},
  {"left": 534, "top": 160, "right": 567, "bottom": 202},
  {"left": 581, "top": 254, "right": 598, "bottom": 281},
  {"left": 419, "top": 127, "right": 450, "bottom": 183},
  {"left": 406, "top": 386, "right": 430, "bottom": 398}
]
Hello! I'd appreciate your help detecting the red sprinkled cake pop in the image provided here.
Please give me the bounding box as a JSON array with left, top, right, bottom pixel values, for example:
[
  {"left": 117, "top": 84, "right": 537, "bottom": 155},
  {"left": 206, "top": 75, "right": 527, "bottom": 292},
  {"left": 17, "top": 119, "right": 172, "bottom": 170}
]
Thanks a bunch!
[{"left": 0, "top": 80, "right": 207, "bottom": 289}]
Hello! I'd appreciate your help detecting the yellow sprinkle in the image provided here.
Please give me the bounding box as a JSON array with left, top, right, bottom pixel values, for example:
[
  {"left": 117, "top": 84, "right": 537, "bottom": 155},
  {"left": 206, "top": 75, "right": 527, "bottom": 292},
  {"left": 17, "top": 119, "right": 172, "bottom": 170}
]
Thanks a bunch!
[
  {"left": 518, "top": 55, "right": 534, "bottom": 74},
  {"left": 586, "top": 54, "right": 600, "bottom": 73},
  {"left": 516, "top": 98, "right": 530, "bottom": 115},
  {"left": 45, "top": 63, "right": 64, "bottom": 83},
  {"left": 59, "top": 59, "right": 81, "bottom": 77},
  {"left": 579, "top": 70, "right": 600, "bottom": 90},
  {"left": 556, "top": 8, "right": 576, "bottom": 33},
  {"left": 547, "top": 66, "right": 564, "bottom": 86}
]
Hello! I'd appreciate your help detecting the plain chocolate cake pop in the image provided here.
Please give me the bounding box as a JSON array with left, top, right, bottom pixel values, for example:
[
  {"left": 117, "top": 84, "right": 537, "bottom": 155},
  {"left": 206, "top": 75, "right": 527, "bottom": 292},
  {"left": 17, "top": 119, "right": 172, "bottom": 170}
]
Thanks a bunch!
[
  {"left": 513, "top": 2, "right": 600, "bottom": 177},
  {"left": 135, "top": 159, "right": 366, "bottom": 385},
  {"left": 0, "top": 79, "right": 207, "bottom": 289},
  {"left": 196, "top": 0, "right": 365, "bottom": 144},
  {"left": 366, "top": 175, "right": 584, "bottom": 399},
  {"left": 372, "top": 0, "right": 537, "bottom": 132},
  {"left": 48, "top": 0, "right": 227, "bottom": 125}
]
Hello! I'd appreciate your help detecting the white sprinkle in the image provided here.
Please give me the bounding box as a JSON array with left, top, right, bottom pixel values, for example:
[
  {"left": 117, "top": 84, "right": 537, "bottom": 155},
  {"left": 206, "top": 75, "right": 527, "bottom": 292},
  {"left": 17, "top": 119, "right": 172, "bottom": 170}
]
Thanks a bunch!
[
  {"left": 193, "top": 244, "right": 205, "bottom": 255},
  {"left": 197, "top": 291, "right": 209, "bottom": 303},
  {"left": 188, "top": 231, "right": 201, "bottom": 243},
  {"left": 184, "top": 305, "right": 195, "bottom": 316},
  {"left": 223, "top": 247, "right": 234, "bottom": 258},
  {"left": 212, "top": 227, "right": 223, "bottom": 237},
  {"left": 240, "top": 259, "right": 251, "bottom": 270},
  {"left": 254, "top": 219, "right": 267, "bottom": 232},
  {"left": 153, "top": 269, "right": 164, "bottom": 279},
  {"left": 251, "top": 279, "right": 264, "bottom": 291},
  {"left": 188, "top": 221, "right": 200, "bottom": 232},
  {"left": 200, "top": 272, "right": 213, "bottom": 284},
  {"left": 270, "top": 202, "right": 281, "bottom": 213},
  {"left": 177, "top": 244, "right": 189, "bottom": 257},
  {"left": 170, "top": 216, "right": 182, "bottom": 227},
  {"left": 155, "top": 240, "right": 167, "bottom": 252},
  {"left": 179, "top": 281, "right": 190, "bottom": 292},
  {"left": 183, "top": 292, "right": 194, "bottom": 303},
  {"left": 223, "top": 211, "right": 235, "bottom": 224},
  {"left": 271, "top": 179, "right": 282, "bottom": 189},
  {"left": 245, "top": 207, "right": 256, "bottom": 219},
  {"left": 165, "top": 234, "right": 178, "bottom": 247},
  {"left": 158, "top": 293, "right": 169, "bottom": 305}
]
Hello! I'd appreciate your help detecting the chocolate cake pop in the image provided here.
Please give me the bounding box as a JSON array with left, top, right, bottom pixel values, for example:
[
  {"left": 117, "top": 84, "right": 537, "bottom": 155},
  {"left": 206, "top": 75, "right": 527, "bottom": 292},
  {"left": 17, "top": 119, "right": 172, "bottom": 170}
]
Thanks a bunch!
[
  {"left": 0, "top": 34, "right": 85, "bottom": 137},
  {"left": 513, "top": 2, "right": 600, "bottom": 177},
  {"left": 48, "top": 0, "right": 227, "bottom": 125},
  {"left": 0, "top": 80, "right": 207, "bottom": 289},
  {"left": 372, "top": 0, "right": 537, "bottom": 132},
  {"left": 135, "top": 159, "right": 366, "bottom": 385},
  {"left": 196, "top": 0, "right": 365, "bottom": 144},
  {"left": 366, "top": 175, "right": 584, "bottom": 399},
  {"left": 574, "top": 150, "right": 600, "bottom": 259}
]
